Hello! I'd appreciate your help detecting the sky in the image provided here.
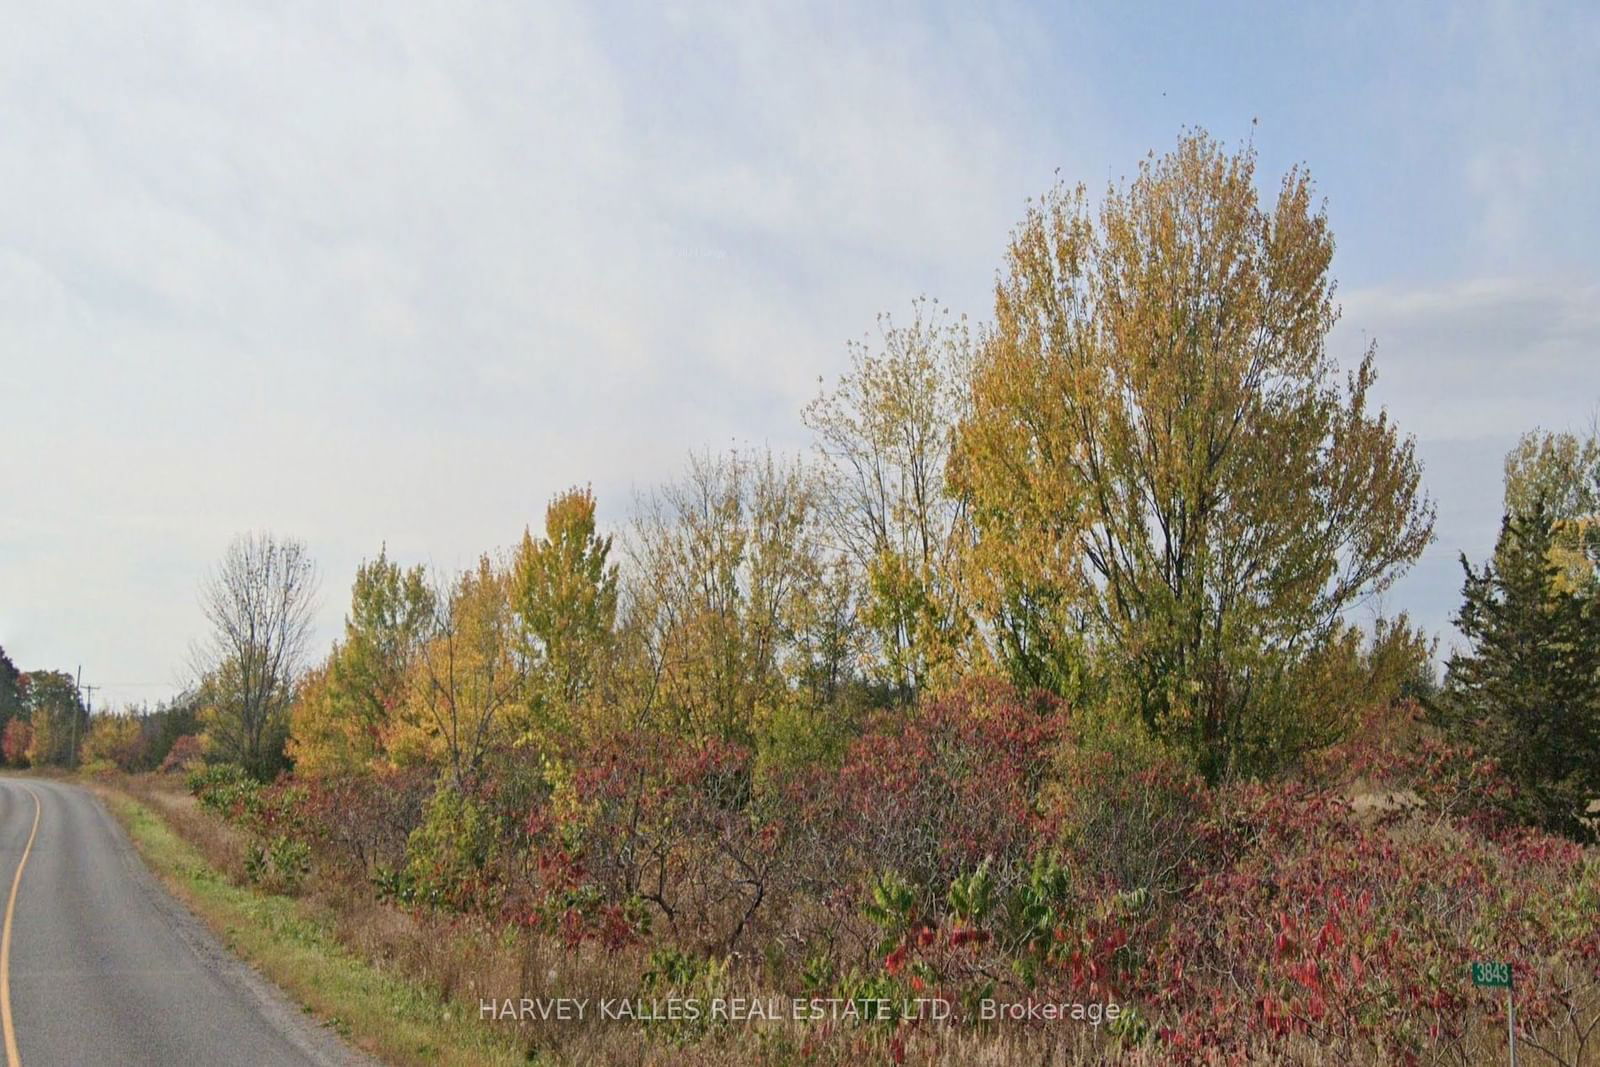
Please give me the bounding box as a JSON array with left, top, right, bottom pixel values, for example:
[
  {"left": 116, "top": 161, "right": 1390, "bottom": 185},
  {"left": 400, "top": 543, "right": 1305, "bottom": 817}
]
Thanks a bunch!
[{"left": 3, "top": 1, "right": 1599, "bottom": 708}]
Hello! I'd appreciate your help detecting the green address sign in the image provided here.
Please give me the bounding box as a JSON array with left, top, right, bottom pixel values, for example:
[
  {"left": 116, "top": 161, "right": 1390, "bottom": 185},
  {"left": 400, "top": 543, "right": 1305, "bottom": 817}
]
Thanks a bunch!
[{"left": 1472, "top": 961, "right": 1512, "bottom": 989}]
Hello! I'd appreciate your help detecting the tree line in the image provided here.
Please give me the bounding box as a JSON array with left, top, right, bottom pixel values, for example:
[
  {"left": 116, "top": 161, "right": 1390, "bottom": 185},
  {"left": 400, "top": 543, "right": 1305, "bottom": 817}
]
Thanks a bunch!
[
  {"left": 14, "top": 130, "right": 1599, "bottom": 839},
  {"left": 0, "top": 651, "right": 200, "bottom": 772}
]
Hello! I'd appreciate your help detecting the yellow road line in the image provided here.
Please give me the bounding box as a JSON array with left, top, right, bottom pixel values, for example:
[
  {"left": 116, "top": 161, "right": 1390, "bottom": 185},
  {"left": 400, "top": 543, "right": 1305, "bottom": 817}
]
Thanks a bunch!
[{"left": 0, "top": 787, "right": 40, "bottom": 1067}]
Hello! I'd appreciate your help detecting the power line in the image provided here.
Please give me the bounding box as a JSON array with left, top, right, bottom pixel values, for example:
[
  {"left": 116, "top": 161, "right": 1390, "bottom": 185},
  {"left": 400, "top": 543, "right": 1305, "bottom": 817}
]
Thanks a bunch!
[{"left": 89, "top": 683, "right": 191, "bottom": 697}]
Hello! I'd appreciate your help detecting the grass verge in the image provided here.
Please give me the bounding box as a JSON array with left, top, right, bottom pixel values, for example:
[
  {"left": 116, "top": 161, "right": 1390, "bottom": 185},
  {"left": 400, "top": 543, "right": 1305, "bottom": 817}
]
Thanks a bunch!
[{"left": 100, "top": 788, "right": 527, "bottom": 1067}]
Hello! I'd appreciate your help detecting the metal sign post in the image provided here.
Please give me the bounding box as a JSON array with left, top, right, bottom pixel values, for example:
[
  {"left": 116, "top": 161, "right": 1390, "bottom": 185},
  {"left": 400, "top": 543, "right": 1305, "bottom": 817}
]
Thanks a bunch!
[{"left": 1506, "top": 974, "right": 1518, "bottom": 1067}]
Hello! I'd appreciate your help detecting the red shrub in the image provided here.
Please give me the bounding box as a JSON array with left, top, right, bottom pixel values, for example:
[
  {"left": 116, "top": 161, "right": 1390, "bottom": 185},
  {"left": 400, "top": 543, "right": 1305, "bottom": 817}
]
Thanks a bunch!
[
  {"left": 199, "top": 675, "right": 1596, "bottom": 1065},
  {"left": 1, "top": 719, "right": 30, "bottom": 767},
  {"left": 296, "top": 766, "right": 435, "bottom": 881},
  {"left": 518, "top": 679, "right": 1069, "bottom": 958},
  {"left": 825, "top": 678, "right": 1067, "bottom": 900},
  {"left": 1130, "top": 781, "right": 1600, "bottom": 1064},
  {"left": 158, "top": 733, "right": 205, "bottom": 773},
  {"left": 839, "top": 724, "right": 1598, "bottom": 1065},
  {"left": 521, "top": 730, "right": 772, "bottom": 952}
]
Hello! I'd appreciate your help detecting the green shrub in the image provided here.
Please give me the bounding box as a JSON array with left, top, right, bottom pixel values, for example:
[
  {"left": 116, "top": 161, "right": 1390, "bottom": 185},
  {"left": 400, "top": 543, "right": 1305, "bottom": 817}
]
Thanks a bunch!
[
  {"left": 245, "top": 834, "right": 311, "bottom": 894},
  {"left": 402, "top": 787, "right": 500, "bottom": 910},
  {"left": 637, "top": 948, "right": 730, "bottom": 1043},
  {"left": 188, "top": 762, "right": 262, "bottom": 820}
]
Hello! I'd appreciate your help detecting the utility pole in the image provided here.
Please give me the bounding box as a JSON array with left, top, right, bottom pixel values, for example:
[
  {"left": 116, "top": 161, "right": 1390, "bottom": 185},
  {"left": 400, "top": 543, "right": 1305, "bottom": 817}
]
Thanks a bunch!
[
  {"left": 82, "top": 684, "right": 99, "bottom": 764},
  {"left": 80, "top": 683, "right": 99, "bottom": 769},
  {"left": 74, "top": 666, "right": 82, "bottom": 766},
  {"left": 74, "top": 670, "right": 98, "bottom": 768}
]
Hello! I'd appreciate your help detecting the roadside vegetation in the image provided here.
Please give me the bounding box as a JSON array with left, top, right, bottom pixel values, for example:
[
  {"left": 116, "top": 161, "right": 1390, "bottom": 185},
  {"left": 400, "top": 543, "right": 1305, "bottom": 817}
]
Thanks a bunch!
[
  {"left": 98, "top": 784, "right": 525, "bottom": 1067},
  {"left": 6, "top": 131, "right": 1597, "bottom": 1064}
]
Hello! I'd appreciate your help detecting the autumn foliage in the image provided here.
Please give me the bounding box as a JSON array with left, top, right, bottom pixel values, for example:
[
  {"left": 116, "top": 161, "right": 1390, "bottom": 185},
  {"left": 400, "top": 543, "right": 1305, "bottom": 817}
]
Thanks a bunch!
[
  {"left": 165, "top": 133, "right": 1599, "bottom": 1065},
  {"left": 185, "top": 675, "right": 1600, "bottom": 1063},
  {"left": 2, "top": 719, "right": 31, "bottom": 767}
]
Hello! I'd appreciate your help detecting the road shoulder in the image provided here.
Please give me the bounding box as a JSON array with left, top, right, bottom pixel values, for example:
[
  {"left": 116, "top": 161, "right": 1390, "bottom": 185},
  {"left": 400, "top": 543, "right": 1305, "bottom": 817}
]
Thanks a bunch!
[{"left": 95, "top": 784, "right": 525, "bottom": 1067}]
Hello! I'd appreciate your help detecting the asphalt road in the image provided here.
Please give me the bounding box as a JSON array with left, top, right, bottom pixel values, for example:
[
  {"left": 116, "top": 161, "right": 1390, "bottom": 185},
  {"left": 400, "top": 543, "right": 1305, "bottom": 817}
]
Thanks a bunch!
[{"left": 0, "top": 776, "right": 372, "bottom": 1067}]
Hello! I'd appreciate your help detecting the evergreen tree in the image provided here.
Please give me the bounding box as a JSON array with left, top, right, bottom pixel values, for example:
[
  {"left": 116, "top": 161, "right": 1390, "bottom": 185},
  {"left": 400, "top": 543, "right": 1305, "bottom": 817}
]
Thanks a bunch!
[
  {"left": 0, "top": 645, "right": 23, "bottom": 727},
  {"left": 1435, "top": 498, "right": 1600, "bottom": 839}
]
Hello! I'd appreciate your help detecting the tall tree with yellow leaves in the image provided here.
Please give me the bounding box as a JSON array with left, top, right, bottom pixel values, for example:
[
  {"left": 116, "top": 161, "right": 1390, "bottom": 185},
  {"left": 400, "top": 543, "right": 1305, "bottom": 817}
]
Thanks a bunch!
[
  {"left": 951, "top": 131, "right": 1434, "bottom": 778},
  {"left": 805, "top": 298, "right": 972, "bottom": 700},
  {"left": 1503, "top": 424, "right": 1600, "bottom": 593},
  {"left": 289, "top": 547, "right": 435, "bottom": 776},
  {"left": 510, "top": 487, "right": 618, "bottom": 745},
  {"left": 24, "top": 670, "right": 86, "bottom": 768},
  {"left": 626, "top": 450, "right": 849, "bottom": 748},
  {"left": 400, "top": 556, "right": 524, "bottom": 792}
]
